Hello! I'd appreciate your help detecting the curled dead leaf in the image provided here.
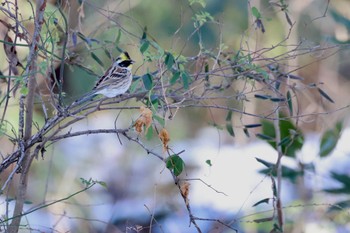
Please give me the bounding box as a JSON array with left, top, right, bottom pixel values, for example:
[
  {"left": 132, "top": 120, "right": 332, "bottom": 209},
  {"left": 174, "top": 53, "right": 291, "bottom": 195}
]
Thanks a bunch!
[
  {"left": 134, "top": 118, "right": 144, "bottom": 134},
  {"left": 180, "top": 181, "right": 190, "bottom": 206},
  {"left": 159, "top": 128, "right": 170, "bottom": 152},
  {"left": 134, "top": 106, "right": 153, "bottom": 134}
]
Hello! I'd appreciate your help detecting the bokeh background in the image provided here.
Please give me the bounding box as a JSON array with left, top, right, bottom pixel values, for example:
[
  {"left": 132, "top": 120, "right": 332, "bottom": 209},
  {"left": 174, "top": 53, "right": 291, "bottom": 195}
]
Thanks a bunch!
[{"left": 1, "top": 0, "right": 350, "bottom": 232}]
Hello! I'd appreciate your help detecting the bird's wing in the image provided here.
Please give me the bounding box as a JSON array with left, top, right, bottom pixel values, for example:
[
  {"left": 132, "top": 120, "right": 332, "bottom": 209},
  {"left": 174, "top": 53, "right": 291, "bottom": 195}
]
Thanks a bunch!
[{"left": 93, "top": 67, "right": 129, "bottom": 90}]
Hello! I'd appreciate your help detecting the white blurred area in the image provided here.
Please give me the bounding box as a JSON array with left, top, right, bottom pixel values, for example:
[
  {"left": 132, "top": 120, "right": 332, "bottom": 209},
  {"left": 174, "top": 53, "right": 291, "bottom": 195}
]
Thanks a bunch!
[{"left": 2, "top": 114, "right": 350, "bottom": 232}]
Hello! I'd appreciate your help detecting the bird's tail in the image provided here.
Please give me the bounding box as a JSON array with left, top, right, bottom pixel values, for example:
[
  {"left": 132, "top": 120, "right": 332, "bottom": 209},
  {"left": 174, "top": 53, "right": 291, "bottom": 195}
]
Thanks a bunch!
[{"left": 70, "top": 91, "right": 98, "bottom": 107}]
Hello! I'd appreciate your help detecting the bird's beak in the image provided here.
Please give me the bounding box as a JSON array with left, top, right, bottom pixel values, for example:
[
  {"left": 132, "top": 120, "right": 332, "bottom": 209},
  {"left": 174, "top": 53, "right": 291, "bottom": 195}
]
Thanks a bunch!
[{"left": 131, "top": 60, "right": 135, "bottom": 64}]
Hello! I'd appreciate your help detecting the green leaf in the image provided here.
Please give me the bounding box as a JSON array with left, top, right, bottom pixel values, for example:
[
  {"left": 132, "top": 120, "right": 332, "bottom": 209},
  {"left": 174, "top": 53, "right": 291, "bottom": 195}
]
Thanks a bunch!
[
  {"left": 145, "top": 95, "right": 158, "bottom": 107},
  {"left": 141, "top": 26, "right": 147, "bottom": 40},
  {"left": 256, "top": 133, "right": 274, "bottom": 141},
  {"left": 38, "top": 60, "right": 49, "bottom": 75},
  {"left": 287, "top": 91, "right": 293, "bottom": 116},
  {"left": 255, "top": 18, "right": 265, "bottom": 33},
  {"left": 317, "top": 87, "right": 334, "bottom": 103},
  {"left": 226, "top": 123, "right": 235, "bottom": 137},
  {"left": 330, "top": 172, "right": 350, "bottom": 186},
  {"left": 6, "top": 197, "right": 15, "bottom": 203},
  {"left": 189, "top": 0, "right": 206, "bottom": 7},
  {"left": 252, "top": 198, "right": 270, "bottom": 207},
  {"left": 244, "top": 124, "right": 262, "bottom": 128},
  {"left": 327, "top": 200, "right": 350, "bottom": 213},
  {"left": 208, "top": 122, "right": 224, "bottom": 130},
  {"left": 165, "top": 52, "right": 175, "bottom": 70},
  {"left": 324, "top": 172, "right": 350, "bottom": 194},
  {"left": 103, "top": 49, "right": 112, "bottom": 59},
  {"left": 142, "top": 73, "right": 153, "bottom": 90},
  {"left": 145, "top": 125, "right": 153, "bottom": 140},
  {"left": 278, "top": 136, "right": 292, "bottom": 147},
  {"left": 254, "top": 94, "right": 271, "bottom": 100},
  {"left": 181, "top": 71, "right": 190, "bottom": 89},
  {"left": 166, "top": 155, "right": 185, "bottom": 176},
  {"left": 285, "top": 11, "right": 293, "bottom": 27},
  {"left": 91, "top": 52, "right": 104, "bottom": 67},
  {"left": 226, "top": 110, "right": 233, "bottom": 121},
  {"left": 129, "top": 76, "right": 142, "bottom": 93},
  {"left": 319, "top": 122, "right": 342, "bottom": 157},
  {"left": 270, "top": 97, "right": 286, "bottom": 102},
  {"left": 260, "top": 69, "right": 270, "bottom": 79},
  {"left": 330, "top": 9, "right": 350, "bottom": 30},
  {"left": 259, "top": 164, "right": 303, "bottom": 183},
  {"left": 275, "top": 80, "right": 281, "bottom": 90},
  {"left": 271, "top": 177, "right": 277, "bottom": 197},
  {"left": 193, "top": 11, "right": 213, "bottom": 27},
  {"left": 150, "top": 40, "right": 165, "bottom": 57},
  {"left": 77, "top": 32, "right": 92, "bottom": 46},
  {"left": 243, "top": 128, "right": 250, "bottom": 137},
  {"left": 260, "top": 114, "right": 304, "bottom": 157},
  {"left": 20, "top": 86, "right": 28, "bottom": 96},
  {"left": 205, "top": 62, "right": 209, "bottom": 83},
  {"left": 140, "top": 40, "right": 150, "bottom": 54},
  {"left": 153, "top": 114, "right": 165, "bottom": 127},
  {"left": 97, "top": 181, "right": 108, "bottom": 189},
  {"left": 170, "top": 71, "right": 181, "bottom": 85},
  {"left": 150, "top": 96, "right": 159, "bottom": 112},
  {"left": 206, "top": 159, "right": 212, "bottom": 167},
  {"left": 271, "top": 223, "right": 283, "bottom": 233},
  {"left": 115, "top": 29, "right": 122, "bottom": 44},
  {"left": 150, "top": 94, "right": 159, "bottom": 105},
  {"left": 0, "top": 122, "right": 5, "bottom": 136},
  {"left": 251, "top": 6, "right": 261, "bottom": 19},
  {"left": 80, "top": 177, "right": 93, "bottom": 187},
  {"left": 255, "top": 157, "right": 274, "bottom": 169},
  {"left": 288, "top": 74, "right": 304, "bottom": 80},
  {"left": 225, "top": 111, "right": 235, "bottom": 137}
]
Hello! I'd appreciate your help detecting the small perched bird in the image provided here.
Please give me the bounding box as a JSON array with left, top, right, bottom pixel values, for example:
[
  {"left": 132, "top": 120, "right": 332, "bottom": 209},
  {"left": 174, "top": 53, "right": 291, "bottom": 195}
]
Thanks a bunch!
[
  {"left": 93, "top": 51, "right": 135, "bottom": 97},
  {"left": 71, "top": 52, "right": 134, "bottom": 106}
]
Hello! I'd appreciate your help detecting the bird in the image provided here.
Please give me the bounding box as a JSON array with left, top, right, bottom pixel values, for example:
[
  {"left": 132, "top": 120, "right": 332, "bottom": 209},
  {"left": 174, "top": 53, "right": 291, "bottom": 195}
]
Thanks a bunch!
[
  {"left": 72, "top": 51, "right": 135, "bottom": 106},
  {"left": 93, "top": 51, "right": 135, "bottom": 98}
]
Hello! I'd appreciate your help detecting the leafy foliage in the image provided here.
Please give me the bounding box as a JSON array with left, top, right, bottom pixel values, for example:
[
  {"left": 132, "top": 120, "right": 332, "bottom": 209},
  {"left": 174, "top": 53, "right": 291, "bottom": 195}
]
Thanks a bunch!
[
  {"left": 142, "top": 73, "right": 153, "bottom": 90},
  {"left": 319, "top": 121, "right": 342, "bottom": 157},
  {"left": 225, "top": 110, "right": 235, "bottom": 137},
  {"left": 256, "top": 158, "right": 314, "bottom": 183},
  {"left": 253, "top": 198, "right": 270, "bottom": 207},
  {"left": 259, "top": 114, "right": 304, "bottom": 157},
  {"left": 166, "top": 155, "right": 185, "bottom": 176},
  {"left": 188, "top": 0, "right": 206, "bottom": 7},
  {"left": 330, "top": 9, "right": 350, "bottom": 43},
  {"left": 324, "top": 172, "right": 350, "bottom": 194},
  {"left": 325, "top": 171, "right": 350, "bottom": 215}
]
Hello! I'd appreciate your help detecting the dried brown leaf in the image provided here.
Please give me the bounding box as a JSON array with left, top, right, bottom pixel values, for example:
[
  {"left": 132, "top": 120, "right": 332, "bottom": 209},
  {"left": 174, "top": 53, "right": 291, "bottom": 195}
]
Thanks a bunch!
[
  {"left": 180, "top": 181, "right": 190, "bottom": 206},
  {"left": 159, "top": 128, "right": 170, "bottom": 151},
  {"left": 134, "top": 106, "right": 153, "bottom": 134},
  {"left": 134, "top": 118, "right": 144, "bottom": 134}
]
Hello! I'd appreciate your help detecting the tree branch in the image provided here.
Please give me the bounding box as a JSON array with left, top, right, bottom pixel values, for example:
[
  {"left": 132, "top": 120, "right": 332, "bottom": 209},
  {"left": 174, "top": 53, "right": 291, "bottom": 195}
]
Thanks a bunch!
[{"left": 9, "top": 1, "right": 47, "bottom": 232}]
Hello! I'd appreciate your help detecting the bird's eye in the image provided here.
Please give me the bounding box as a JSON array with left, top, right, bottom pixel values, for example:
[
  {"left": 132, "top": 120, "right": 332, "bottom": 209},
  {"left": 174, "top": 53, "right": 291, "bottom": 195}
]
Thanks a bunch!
[{"left": 119, "top": 60, "right": 131, "bottom": 67}]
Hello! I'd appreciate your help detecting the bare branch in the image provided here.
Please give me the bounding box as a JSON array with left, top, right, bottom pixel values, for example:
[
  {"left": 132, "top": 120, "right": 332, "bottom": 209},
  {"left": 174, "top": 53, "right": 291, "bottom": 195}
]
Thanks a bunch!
[{"left": 9, "top": 1, "right": 48, "bottom": 232}]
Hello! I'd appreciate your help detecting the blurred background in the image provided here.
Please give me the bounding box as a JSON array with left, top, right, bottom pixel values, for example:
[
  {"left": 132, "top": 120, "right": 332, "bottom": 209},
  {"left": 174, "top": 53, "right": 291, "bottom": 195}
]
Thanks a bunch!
[{"left": 1, "top": 0, "right": 350, "bottom": 232}]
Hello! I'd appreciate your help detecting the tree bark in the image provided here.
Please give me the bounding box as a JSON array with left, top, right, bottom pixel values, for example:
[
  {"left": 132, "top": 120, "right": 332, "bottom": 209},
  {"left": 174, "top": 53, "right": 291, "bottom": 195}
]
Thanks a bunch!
[{"left": 8, "top": 1, "right": 47, "bottom": 232}]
